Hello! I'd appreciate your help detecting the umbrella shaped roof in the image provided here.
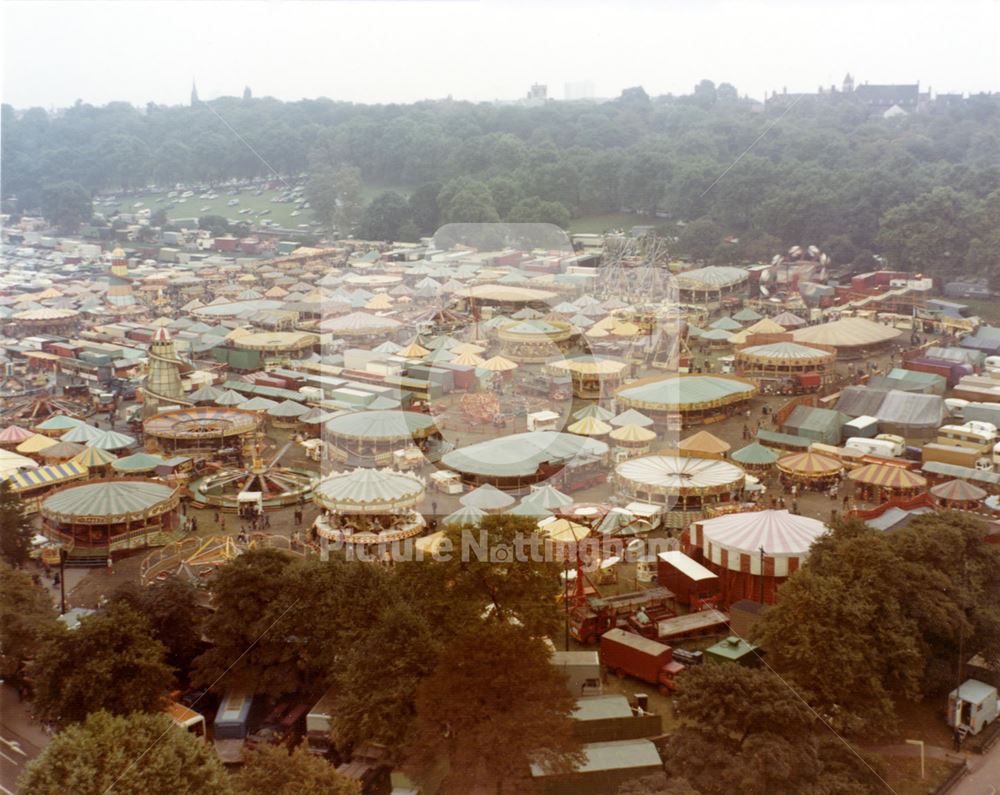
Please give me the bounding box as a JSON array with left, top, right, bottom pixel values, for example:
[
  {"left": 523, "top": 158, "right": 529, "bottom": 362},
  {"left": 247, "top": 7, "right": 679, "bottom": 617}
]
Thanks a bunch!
[
  {"left": 521, "top": 484, "right": 574, "bottom": 510},
  {"left": 709, "top": 316, "right": 743, "bottom": 331},
  {"left": 111, "top": 452, "right": 166, "bottom": 472},
  {"left": 573, "top": 404, "right": 614, "bottom": 421},
  {"left": 609, "top": 423, "right": 657, "bottom": 443},
  {"left": 460, "top": 483, "right": 516, "bottom": 511},
  {"left": 0, "top": 448, "right": 38, "bottom": 476},
  {"left": 41, "top": 480, "right": 176, "bottom": 520},
  {"left": 480, "top": 355, "right": 518, "bottom": 372},
  {"left": 58, "top": 422, "right": 105, "bottom": 444},
  {"left": 678, "top": 430, "right": 731, "bottom": 455},
  {"left": 442, "top": 504, "right": 487, "bottom": 526},
  {"left": 847, "top": 463, "right": 927, "bottom": 490},
  {"left": 699, "top": 509, "right": 828, "bottom": 558},
  {"left": 930, "top": 478, "right": 986, "bottom": 502},
  {"left": 266, "top": 399, "right": 309, "bottom": 418},
  {"left": 238, "top": 397, "right": 279, "bottom": 411},
  {"left": 325, "top": 410, "right": 436, "bottom": 440},
  {"left": 776, "top": 451, "right": 843, "bottom": 478},
  {"left": 72, "top": 446, "right": 118, "bottom": 468},
  {"left": 38, "top": 441, "right": 86, "bottom": 460},
  {"left": 215, "top": 389, "right": 247, "bottom": 406},
  {"left": 731, "top": 442, "right": 780, "bottom": 466},
  {"left": 86, "top": 429, "right": 137, "bottom": 451},
  {"left": 16, "top": 434, "right": 59, "bottom": 454},
  {"left": 732, "top": 307, "right": 763, "bottom": 322},
  {"left": 610, "top": 409, "right": 654, "bottom": 428},
  {"left": 188, "top": 384, "right": 224, "bottom": 402},
  {"left": 616, "top": 455, "right": 746, "bottom": 496},
  {"left": 314, "top": 467, "right": 425, "bottom": 512},
  {"left": 34, "top": 414, "right": 84, "bottom": 431},
  {"left": 0, "top": 425, "right": 35, "bottom": 443},
  {"left": 567, "top": 416, "right": 612, "bottom": 436}
]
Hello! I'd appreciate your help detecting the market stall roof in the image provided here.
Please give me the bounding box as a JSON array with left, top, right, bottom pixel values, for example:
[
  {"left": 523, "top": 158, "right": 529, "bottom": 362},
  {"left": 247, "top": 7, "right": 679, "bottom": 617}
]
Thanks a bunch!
[
  {"left": 460, "top": 483, "right": 516, "bottom": 511},
  {"left": 442, "top": 431, "right": 608, "bottom": 479},
  {"left": 771, "top": 311, "right": 807, "bottom": 328},
  {"left": 567, "top": 416, "right": 612, "bottom": 436},
  {"left": 16, "top": 434, "right": 59, "bottom": 454},
  {"left": 610, "top": 409, "right": 654, "bottom": 428},
  {"left": 6, "top": 461, "right": 86, "bottom": 491},
  {"left": 313, "top": 467, "right": 425, "bottom": 512},
  {"left": 699, "top": 509, "right": 828, "bottom": 558},
  {"left": 266, "top": 399, "right": 309, "bottom": 418},
  {"left": 731, "top": 442, "right": 780, "bottom": 466},
  {"left": 0, "top": 425, "right": 35, "bottom": 444},
  {"left": 930, "top": 478, "right": 986, "bottom": 502},
  {"left": 112, "top": 452, "right": 166, "bottom": 472},
  {"left": 480, "top": 355, "right": 518, "bottom": 373},
  {"left": 609, "top": 424, "right": 657, "bottom": 443},
  {"left": 521, "top": 484, "right": 574, "bottom": 510},
  {"left": 38, "top": 441, "right": 86, "bottom": 460},
  {"left": 319, "top": 311, "right": 403, "bottom": 335},
  {"left": 791, "top": 316, "right": 902, "bottom": 348},
  {"left": 238, "top": 397, "right": 279, "bottom": 412},
  {"left": 675, "top": 266, "right": 748, "bottom": 291},
  {"left": 215, "top": 389, "right": 247, "bottom": 406},
  {"left": 34, "top": 414, "right": 84, "bottom": 432},
  {"left": 678, "top": 430, "right": 731, "bottom": 455},
  {"left": 732, "top": 307, "right": 763, "bottom": 322},
  {"left": 86, "top": 429, "right": 137, "bottom": 451},
  {"left": 848, "top": 463, "right": 927, "bottom": 490},
  {"left": 398, "top": 341, "right": 430, "bottom": 358},
  {"left": 709, "top": 316, "right": 743, "bottom": 332},
  {"left": 617, "top": 374, "right": 756, "bottom": 411},
  {"left": 188, "top": 384, "right": 224, "bottom": 403},
  {"left": 776, "top": 451, "right": 843, "bottom": 478},
  {"left": 71, "top": 446, "right": 118, "bottom": 468},
  {"left": 573, "top": 404, "right": 615, "bottom": 421},
  {"left": 324, "top": 410, "right": 437, "bottom": 440},
  {"left": 442, "top": 504, "right": 487, "bottom": 526},
  {"left": 41, "top": 480, "right": 176, "bottom": 521},
  {"left": 0, "top": 448, "right": 38, "bottom": 476},
  {"left": 615, "top": 455, "right": 746, "bottom": 496}
]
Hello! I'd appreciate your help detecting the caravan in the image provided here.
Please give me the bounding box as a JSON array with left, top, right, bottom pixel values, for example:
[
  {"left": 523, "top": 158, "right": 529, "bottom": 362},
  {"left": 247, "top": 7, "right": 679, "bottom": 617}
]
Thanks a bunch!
[{"left": 844, "top": 437, "right": 898, "bottom": 459}]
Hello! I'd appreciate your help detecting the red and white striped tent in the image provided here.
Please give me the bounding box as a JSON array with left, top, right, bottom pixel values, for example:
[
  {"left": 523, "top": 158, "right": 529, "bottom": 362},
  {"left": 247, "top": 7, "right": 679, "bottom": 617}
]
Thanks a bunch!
[{"left": 689, "top": 509, "right": 829, "bottom": 606}]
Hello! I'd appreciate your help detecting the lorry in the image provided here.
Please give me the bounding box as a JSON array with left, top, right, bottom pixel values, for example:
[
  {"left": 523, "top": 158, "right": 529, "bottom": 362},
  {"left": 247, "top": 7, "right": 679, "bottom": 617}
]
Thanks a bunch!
[
  {"left": 306, "top": 688, "right": 338, "bottom": 758},
  {"left": 551, "top": 650, "right": 603, "bottom": 697},
  {"left": 948, "top": 679, "right": 999, "bottom": 737},
  {"left": 656, "top": 609, "right": 730, "bottom": 643},
  {"left": 569, "top": 587, "right": 676, "bottom": 646},
  {"left": 599, "top": 628, "right": 686, "bottom": 695},
  {"left": 775, "top": 371, "right": 822, "bottom": 395},
  {"left": 921, "top": 443, "right": 992, "bottom": 471}
]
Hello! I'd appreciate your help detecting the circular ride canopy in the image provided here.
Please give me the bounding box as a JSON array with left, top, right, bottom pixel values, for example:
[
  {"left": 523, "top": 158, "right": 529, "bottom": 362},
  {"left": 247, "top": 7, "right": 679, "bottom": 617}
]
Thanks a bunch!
[
  {"left": 313, "top": 468, "right": 425, "bottom": 513},
  {"left": 791, "top": 317, "right": 902, "bottom": 349},
  {"left": 847, "top": 463, "right": 927, "bottom": 491},
  {"left": 616, "top": 375, "right": 756, "bottom": 412},
  {"left": 324, "top": 410, "right": 437, "bottom": 442},
  {"left": 615, "top": 455, "right": 746, "bottom": 497},
  {"left": 144, "top": 407, "right": 261, "bottom": 440},
  {"left": 442, "top": 431, "right": 608, "bottom": 480},
  {"left": 777, "top": 451, "right": 843, "bottom": 479},
  {"left": 736, "top": 341, "right": 835, "bottom": 366},
  {"left": 42, "top": 480, "right": 177, "bottom": 524},
  {"left": 697, "top": 508, "right": 829, "bottom": 563}
]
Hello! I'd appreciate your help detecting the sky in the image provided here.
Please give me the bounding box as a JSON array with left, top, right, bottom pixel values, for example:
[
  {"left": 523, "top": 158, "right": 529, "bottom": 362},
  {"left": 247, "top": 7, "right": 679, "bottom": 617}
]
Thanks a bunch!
[{"left": 2, "top": 0, "right": 999, "bottom": 109}]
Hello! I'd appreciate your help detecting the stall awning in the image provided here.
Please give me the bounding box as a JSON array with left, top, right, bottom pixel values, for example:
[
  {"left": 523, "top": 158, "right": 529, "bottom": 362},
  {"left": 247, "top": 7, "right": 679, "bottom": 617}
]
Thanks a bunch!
[{"left": 7, "top": 461, "right": 87, "bottom": 490}]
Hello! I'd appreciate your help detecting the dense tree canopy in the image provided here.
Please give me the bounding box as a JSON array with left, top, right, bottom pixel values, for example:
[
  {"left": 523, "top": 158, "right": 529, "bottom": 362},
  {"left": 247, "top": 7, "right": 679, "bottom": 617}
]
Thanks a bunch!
[
  {"left": 30, "top": 602, "right": 174, "bottom": 726},
  {"left": 4, "top": 88, "right": 999, "bottom": 274},
  {"left": 234, "top": 745, "right": 359, "bottom": 795},
  {"left": 0, "top": 480, "right": 34, "bottom": 567},
  {"left": 0, "top": 561, "right": 60, "bottom": 683},
  {"left": 18, "top": 711, "right": 231, "bottom": 795}
]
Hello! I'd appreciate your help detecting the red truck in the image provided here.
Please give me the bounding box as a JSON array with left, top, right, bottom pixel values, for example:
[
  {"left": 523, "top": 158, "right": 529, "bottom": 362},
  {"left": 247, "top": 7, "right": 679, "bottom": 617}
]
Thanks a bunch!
[
  {"left": 570, "top": 587, "right": 676, "bottom": 645},
  {"left": 600, "top": 628, "right": 686, "bottom": 695}
]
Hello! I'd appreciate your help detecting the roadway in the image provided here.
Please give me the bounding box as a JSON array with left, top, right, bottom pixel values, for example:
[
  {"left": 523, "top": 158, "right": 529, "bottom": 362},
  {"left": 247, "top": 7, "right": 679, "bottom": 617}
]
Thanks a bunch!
[
  {"left": 0, "top": 685, "right": 48, "bottom": 794},
  {"left": 954, "top": 739, "right": 1000, "bottom": 795}
]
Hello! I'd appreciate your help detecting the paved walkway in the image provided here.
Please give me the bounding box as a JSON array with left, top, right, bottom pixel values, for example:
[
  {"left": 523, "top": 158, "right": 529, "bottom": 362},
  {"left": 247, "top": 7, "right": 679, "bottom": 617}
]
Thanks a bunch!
[{"left": 0, "top": 685, "right": 50, "bottom": 794}]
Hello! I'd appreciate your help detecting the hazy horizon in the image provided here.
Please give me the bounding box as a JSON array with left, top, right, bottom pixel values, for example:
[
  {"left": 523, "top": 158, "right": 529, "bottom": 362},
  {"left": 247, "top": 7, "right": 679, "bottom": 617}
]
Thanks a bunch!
[{"left": 2, "top": 0, "right": 999, "bottom": 111}]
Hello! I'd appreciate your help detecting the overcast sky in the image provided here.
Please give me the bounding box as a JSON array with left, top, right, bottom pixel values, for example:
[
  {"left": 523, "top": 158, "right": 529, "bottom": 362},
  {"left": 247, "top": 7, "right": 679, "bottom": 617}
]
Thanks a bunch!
[{"left": 3, "top": 0, "right": 999, "bottom": 109}]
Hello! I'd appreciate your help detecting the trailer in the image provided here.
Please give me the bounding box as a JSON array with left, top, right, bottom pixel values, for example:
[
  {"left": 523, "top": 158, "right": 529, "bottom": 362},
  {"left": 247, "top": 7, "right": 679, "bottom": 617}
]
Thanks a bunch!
[
  {"left": 306, "top": 688, "right": 338, "bottom": 758},
  {"left": 656, "top": 609, "right": 730, "bottom": 643},
  {"left": 599, "top": 628, "right": 685, "bottom": 695},
  {"left": 569, "top": 587, "right": 676, "bottom": 645}
]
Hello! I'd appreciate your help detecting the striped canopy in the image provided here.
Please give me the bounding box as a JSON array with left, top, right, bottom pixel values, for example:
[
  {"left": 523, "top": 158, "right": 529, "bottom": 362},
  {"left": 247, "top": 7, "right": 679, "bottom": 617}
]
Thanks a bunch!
[
  {"left": 930, "top": 478, "right": 987, "bottom": 502},
  {"left": 847, "top": 463, "right": 927, "bottom": 490},
  {"left": 0, "top": 425, "right": 35, "bottom": 444},
  {"left": 776, "top": 451, "right": 843, "bottom": 479},
  {"left": 6, "top": 461, "right": 87, "bottom": 491}
]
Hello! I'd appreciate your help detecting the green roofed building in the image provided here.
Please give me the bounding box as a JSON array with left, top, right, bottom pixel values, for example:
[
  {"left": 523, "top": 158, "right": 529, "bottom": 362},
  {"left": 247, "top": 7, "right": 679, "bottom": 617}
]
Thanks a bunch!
[
  {"left": 705, "top": 636, "right": 760, "bottom": 667},
  {"left": 616, "top": 374, "right": 757, "bottom": 428}
]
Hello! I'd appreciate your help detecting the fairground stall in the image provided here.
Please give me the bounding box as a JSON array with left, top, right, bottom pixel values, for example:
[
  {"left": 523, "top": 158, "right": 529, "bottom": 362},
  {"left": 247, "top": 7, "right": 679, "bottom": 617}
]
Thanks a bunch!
[
  {"left": 40, "top": 479, "right": 180, "bottom": 565},
  {"left": 734, "top": 340, "right": 836, "bottom": 388},
  {"left": 496, "top": 319, "right": 576, "bottom": 363},
  {"left": 546, "top": 356, "right": 630, "bottom": 399},
  {"left": 776, "top": 451, "right": 844, "bottom": 491},
  {"left": 847, "top": 463, "right": 927, "bottom": 503},
  {"left": 143, "top": 407, "right": 262, "bottom": 459},
  {"left": 614, "top": 455, "right": 746, "bottom": 529},
  {"left": 323, "top": 410, "right": 440, "bottom": 467},
  {"left": 688, "top": 509, "right": 829, "bottom": 605}
]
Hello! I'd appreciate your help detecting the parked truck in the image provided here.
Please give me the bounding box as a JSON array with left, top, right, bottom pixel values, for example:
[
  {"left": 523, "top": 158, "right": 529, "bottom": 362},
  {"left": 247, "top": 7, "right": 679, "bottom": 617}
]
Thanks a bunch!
[
  {"left": 599, "top": 628, "right": 686, "bottom": 695},
  {"left": 948, "top": 679, "right": 999, "bottom": 737},
  {"left": 656, "top": 609, "right": 730, "bottom": 643},
  {"left": 921, "top": 442, "right": 992, "bottom": 471},
  {"left": 569, "top": 587, "right": 676, "bottom": 645}
]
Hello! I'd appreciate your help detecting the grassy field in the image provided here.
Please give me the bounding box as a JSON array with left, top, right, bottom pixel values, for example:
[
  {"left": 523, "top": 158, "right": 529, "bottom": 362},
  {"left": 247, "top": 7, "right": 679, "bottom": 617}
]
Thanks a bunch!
[{"left": 568, "top": 212, "right": 658, "bottom": 234}]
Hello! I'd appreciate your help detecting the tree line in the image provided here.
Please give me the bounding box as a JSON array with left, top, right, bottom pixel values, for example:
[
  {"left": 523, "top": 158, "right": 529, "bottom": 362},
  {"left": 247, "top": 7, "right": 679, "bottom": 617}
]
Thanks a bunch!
[{"left": 4, "top": 83, "right": 1000, "bottom": 278}]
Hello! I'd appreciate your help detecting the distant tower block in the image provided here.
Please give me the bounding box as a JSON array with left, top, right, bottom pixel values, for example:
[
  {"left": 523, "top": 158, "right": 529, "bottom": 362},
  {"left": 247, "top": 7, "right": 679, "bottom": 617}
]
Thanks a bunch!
[
  {"left": 143, "top": 327, "right": 190, "bottom": 417},
  {"left": 106, "top": 247, "right": 137, "bottom": 308},
  {"left": 843, "top": 73, "right": 855, "bottom": 93}
]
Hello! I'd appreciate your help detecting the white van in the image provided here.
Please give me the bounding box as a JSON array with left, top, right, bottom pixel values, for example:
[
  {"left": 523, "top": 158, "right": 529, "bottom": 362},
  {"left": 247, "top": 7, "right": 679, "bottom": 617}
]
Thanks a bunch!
[
  {"left": 845, "top": 437, "right": 899, "bottom": 458},
  {"left": 874, "top": 434, "right": 906, "bottom": 456}
]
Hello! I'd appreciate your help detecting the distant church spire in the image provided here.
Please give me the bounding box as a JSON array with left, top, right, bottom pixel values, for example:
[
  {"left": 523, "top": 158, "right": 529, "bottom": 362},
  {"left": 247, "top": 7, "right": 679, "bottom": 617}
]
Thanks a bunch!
[{"left": 191, "top": 79, "right": 199, "bottom": 106}]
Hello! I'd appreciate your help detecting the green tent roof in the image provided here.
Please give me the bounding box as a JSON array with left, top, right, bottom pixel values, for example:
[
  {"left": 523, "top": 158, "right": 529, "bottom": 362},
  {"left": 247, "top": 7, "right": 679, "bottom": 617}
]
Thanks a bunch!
[{"left": 731, "top": 442, "right": 780, "bottom": 466}]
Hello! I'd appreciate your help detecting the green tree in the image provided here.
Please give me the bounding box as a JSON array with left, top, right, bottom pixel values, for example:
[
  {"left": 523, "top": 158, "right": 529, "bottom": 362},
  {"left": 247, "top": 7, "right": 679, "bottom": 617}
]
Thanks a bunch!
[
  {"left": 359, "top": 190, "right": 411, "bottom": 241},
  {"left": 18, "top": 711, "right": 231, "bottom": 795},
  {"left": 0, "top": 562, "right": 61, "bottom": 684},
  {"left": 507, "top": 196, "right": 571, "bottom": 228},
  {"left": 234, "top": 744, "right": 359, "bottom": 795},
  {"left": 676, "top": 218, "right": 723, "bottom": 261},
  {"left": 306, "top": 164, "right": 364, "bottom": 234},
  {"left": 30, "top": 602, "right": 173, "bottom": 726},
  {"left": 408, "top": 181, "right": 442, "bottom": 234},
  {"left": 876, "top": 186, "right": 977, "bottom": 275},
  {"left": 40, "top": 180, "right": 92, "bottom": 231},
  {"left": 488, "top": 175, "right": 525, "bottom": 218},
  {"left": 661, "top": 665, "right": 884, "bottom": 795},
  {"left": 110, "top": 578, "right": 204, "bottom": 670},
  {"left": 198, "top": 214, "right": 231, "bottom": 237},
  {"left": 331, "top": 604, "right": 440, "bottom": 754},
  {"left": 405, "top": 623, "right": 582, "bottom": 794},
  {"left": 0, "top": 479, "right": 33, "bottom": 567}
]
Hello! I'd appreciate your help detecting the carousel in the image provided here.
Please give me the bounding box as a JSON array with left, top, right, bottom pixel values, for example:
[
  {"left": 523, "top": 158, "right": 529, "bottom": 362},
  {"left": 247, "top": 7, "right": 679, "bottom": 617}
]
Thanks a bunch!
[
  {"left": 40, "top": 478, "right": 180, "bottom": 564},
  {"left": 323, "top": 410, "right": 440, "bottom": 467},
  {"left": 734, "top": 340, "right": 836, "bottom": 386},
  {"left": 731, "top": 442, "right": 780, "bottom": 473},
  {"left": 616, "top": 374, "right": 757, "bottom": 428},
  {"left": 776, "top": 451, "right": 844, "bottom": 490},
  {"left": 614, "top": 454, "right": 746, "bottom": 529},
  {"left": 930, "top": 478, "right": 987, "bottom": 509},
  {"left": 546, "top": 356, "right": 630, "bottom": 399},
  {"left": 143, "top": 406, "right": 261, "bottom": 458},
  {"left": 312, "top": 467, "right": 426, "bottom": 549},
  {"left": 848, "top": 463, "right": 927, "bottom": 502},
  {"left": 496, "top": 319, "right": 576, "bottom": 363}
]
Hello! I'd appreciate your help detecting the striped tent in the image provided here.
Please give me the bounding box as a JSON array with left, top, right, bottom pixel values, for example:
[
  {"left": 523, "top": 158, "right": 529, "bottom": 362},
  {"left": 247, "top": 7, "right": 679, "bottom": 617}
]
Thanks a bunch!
[
  {"left": 6, "top": 461, "right": 88, "bottom": 491},
  {"left": 848, "top": 464, "right": 926, "bottom": 492},
  {"left": 72, "top": 446, "right": 118, "bottom": 468},
  {"left": 776, "top": 451, "right": 843, "bottom": 480},
  {"left": 930, "top": 478, "right": 986, "bottom": 504},
  {"left": 0, "top": 425, "right": 35, "bottom": 445},
  {"left": 567, "top": 416, "right": 612, "bottom": 437}
]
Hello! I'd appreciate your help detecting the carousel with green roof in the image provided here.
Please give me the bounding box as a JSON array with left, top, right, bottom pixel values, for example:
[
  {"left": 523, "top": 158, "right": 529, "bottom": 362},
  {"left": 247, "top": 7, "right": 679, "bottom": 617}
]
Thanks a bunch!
[
  {"left": 40, "top": 478, "right": 181, "bottom": 565},
  {"left": 496, "top": 318, "right": 576, "bottom": 363},
  {"left": 615, "top": 373, "right": 757, "bottom": 429},
  {"left": 734, "top": 339, "right": 836, "bottom": 387}
]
